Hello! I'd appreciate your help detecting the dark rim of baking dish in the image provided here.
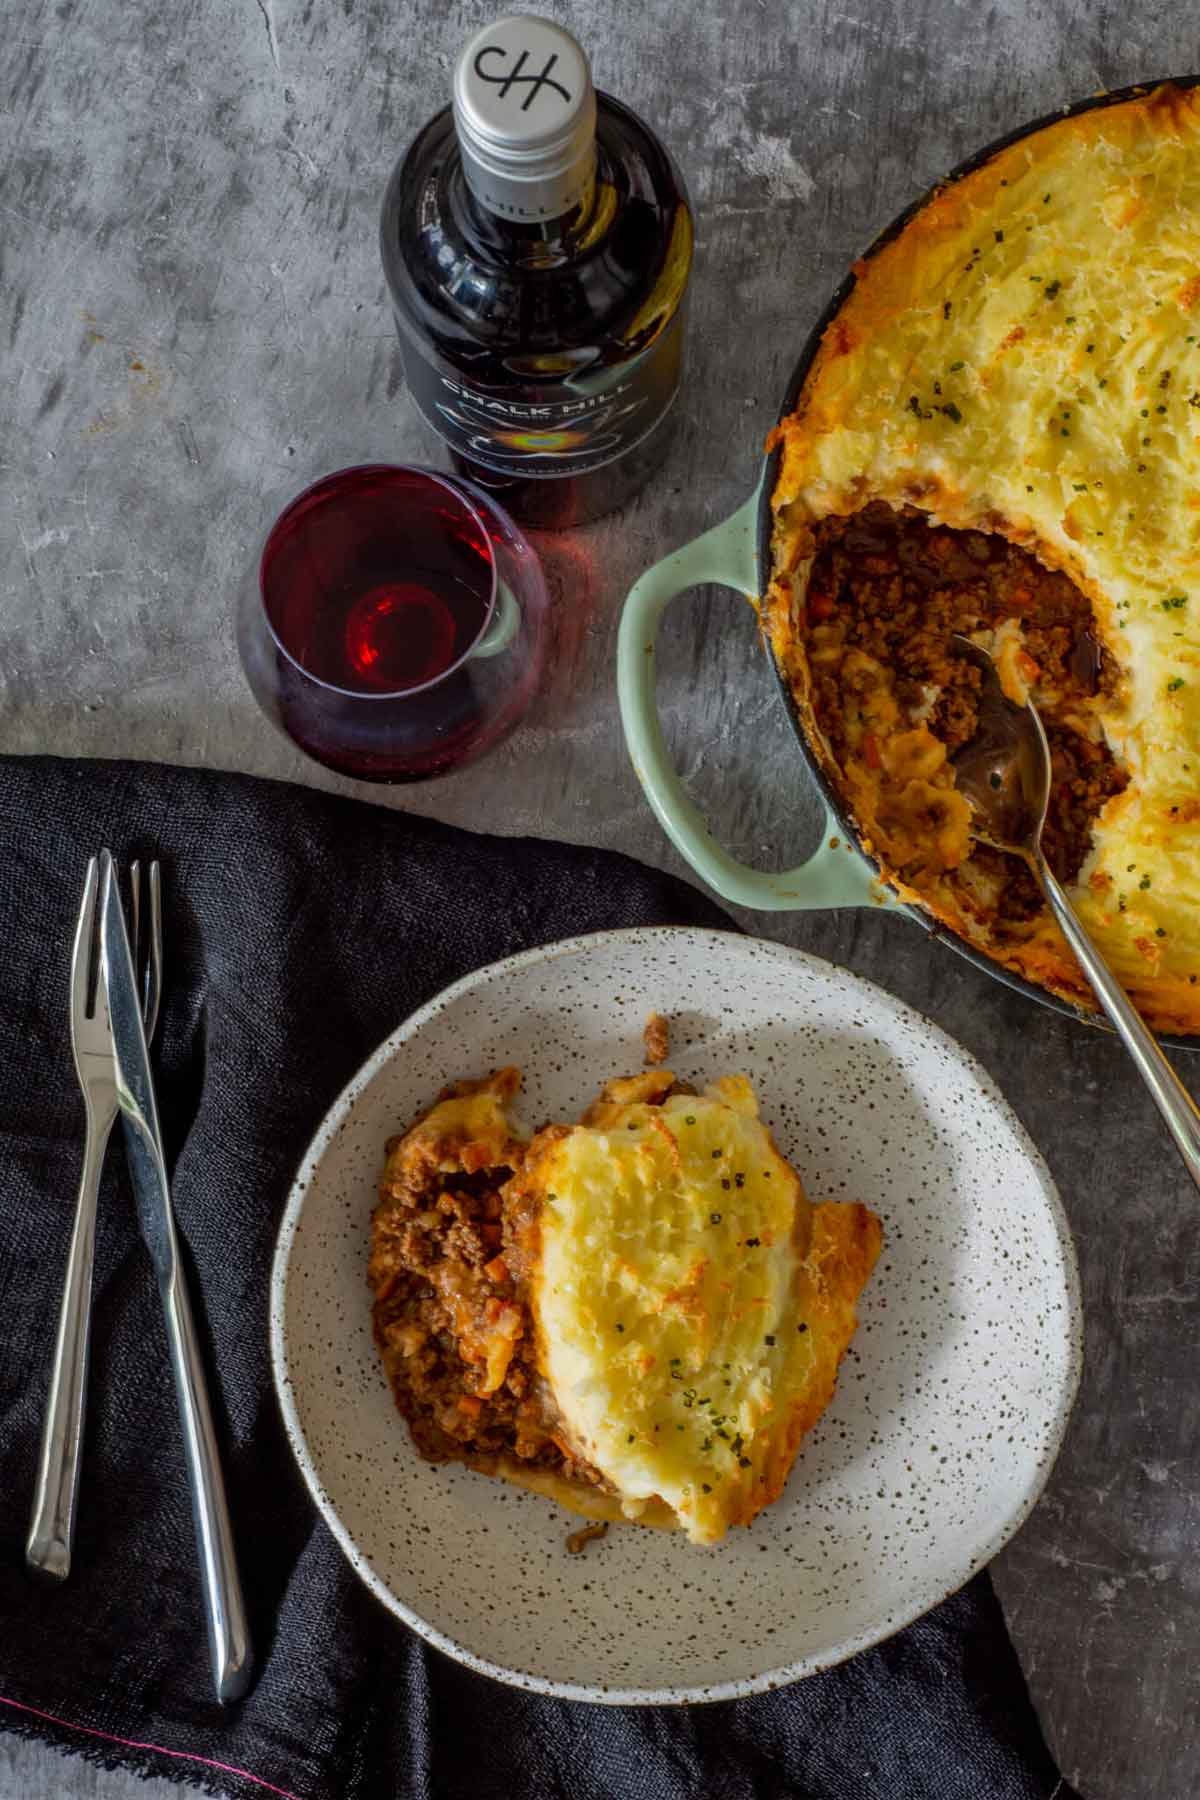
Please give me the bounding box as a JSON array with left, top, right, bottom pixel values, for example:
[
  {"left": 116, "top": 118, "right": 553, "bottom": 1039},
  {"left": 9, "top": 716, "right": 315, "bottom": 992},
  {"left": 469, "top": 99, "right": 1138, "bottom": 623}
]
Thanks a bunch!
[{"left": 755, "top": 73, "right": 1200, "bottom": 1051}]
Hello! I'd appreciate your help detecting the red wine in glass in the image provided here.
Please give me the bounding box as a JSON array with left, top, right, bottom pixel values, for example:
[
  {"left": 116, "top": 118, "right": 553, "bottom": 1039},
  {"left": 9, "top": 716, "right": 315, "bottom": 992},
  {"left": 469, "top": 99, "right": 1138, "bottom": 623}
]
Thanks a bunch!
[{"left": 237, "top": 465, "right": 549, "bottom": 782}]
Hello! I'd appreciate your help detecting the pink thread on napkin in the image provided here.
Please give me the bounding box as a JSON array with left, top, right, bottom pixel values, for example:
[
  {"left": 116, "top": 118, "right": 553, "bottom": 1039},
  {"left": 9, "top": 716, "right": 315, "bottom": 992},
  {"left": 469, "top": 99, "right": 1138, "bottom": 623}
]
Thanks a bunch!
[{"left": 0, "top": 1692, "right": 305, "bottom": 1799}]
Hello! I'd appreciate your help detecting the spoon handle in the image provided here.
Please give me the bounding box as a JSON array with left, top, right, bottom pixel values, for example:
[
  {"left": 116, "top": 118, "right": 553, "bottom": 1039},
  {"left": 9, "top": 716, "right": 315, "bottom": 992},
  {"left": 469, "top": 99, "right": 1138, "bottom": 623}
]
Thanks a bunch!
[{"left": 1037, "top": 857, "right": 1200, "bottom": 1190}]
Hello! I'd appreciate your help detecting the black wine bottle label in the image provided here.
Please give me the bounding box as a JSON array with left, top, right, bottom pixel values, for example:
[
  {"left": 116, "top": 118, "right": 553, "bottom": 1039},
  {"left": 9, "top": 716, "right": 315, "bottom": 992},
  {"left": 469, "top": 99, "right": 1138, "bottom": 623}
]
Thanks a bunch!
[{"left": 396, "top": 309, "right": 684, "bottom": 481}]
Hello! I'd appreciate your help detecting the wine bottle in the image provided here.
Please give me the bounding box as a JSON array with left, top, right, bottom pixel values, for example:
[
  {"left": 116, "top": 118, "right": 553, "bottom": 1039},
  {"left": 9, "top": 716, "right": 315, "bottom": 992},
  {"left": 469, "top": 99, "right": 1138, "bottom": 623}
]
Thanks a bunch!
[{"left": 381, "top": 14, "right": 693, "bottom": 529}]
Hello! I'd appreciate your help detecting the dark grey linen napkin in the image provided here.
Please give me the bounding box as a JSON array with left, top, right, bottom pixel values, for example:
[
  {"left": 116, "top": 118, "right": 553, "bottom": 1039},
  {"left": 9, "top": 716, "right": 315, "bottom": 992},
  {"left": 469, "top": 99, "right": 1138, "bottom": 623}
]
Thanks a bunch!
[{"left": 0, "top": 756, "right": 1078, "bottom": 1800}]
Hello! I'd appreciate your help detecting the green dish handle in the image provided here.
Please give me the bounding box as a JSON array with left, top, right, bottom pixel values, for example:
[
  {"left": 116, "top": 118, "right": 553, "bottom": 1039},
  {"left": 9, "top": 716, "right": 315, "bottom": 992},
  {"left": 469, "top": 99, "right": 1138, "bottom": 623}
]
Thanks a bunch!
[{"left": 616, "top": 489, "right": 898, "bottom": 913}]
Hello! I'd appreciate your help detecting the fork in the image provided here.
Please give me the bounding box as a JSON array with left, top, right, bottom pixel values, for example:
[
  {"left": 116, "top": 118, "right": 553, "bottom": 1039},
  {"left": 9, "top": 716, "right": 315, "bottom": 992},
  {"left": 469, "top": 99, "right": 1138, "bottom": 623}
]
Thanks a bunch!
[{"left": 26, "top": 854, "right": 162, "bottom": 1581}]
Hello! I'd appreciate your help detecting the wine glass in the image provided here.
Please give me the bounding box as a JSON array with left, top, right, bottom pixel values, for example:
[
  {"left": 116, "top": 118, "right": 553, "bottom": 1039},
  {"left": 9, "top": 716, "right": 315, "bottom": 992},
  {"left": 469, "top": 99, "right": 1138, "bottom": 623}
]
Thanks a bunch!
[{"left": 236, "top": 464, "right": 550, "bottom": 783}]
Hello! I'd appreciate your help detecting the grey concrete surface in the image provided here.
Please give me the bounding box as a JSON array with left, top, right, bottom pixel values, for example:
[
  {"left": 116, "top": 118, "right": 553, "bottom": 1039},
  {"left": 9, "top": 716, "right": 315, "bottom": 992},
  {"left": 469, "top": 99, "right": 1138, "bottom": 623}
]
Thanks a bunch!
[{"left": 3, "top": 0, "right": 1199, "bottom": 1795}]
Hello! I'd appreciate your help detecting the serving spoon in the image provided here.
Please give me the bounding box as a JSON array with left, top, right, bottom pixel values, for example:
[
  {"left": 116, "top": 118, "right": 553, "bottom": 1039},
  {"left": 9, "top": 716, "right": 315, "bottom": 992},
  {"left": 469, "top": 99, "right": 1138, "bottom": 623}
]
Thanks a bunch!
[{"left": 951, "top": 634, "right": 1200, "bottom": 1191}]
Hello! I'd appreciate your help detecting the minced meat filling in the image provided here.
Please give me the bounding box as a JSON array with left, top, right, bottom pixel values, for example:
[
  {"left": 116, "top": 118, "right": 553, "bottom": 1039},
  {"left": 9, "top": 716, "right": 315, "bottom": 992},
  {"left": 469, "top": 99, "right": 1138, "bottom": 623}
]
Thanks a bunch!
[
  {"left": 804, "top": 503, "right": 1128, "bottom": 929},
  {"left": 370, "top": 1142, "right": 605, "bottom": 1490}
]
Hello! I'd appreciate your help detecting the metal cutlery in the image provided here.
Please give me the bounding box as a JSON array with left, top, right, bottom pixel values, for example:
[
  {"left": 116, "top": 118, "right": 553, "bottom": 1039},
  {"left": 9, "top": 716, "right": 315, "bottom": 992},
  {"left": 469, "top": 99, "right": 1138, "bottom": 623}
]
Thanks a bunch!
[
  {"left": 99, "top": 855, "right": 254, "bottom": 1703},
  {"left": 954, "top": 635, "right": 1200, "bottom": 1192},
  {"left": 28, "top": 851, "right": 253, "bottom": 1704},
  {"left": 27, "top": 855, "right": 162, "bottom": 1583}
]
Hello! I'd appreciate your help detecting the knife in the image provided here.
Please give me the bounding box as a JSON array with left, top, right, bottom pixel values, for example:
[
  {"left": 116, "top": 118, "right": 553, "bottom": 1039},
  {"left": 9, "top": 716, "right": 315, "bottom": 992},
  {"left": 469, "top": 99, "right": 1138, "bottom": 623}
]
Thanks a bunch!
[{"left": 100, "top": 858, "right": 254, "bottom": 1705}]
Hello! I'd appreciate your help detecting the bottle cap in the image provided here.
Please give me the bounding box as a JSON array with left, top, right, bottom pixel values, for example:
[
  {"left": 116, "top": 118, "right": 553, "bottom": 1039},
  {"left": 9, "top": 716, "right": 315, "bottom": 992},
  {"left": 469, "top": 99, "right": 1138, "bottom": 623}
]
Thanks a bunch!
[{"left": 453, "top": 15, "right": 596, "bottom": 223}]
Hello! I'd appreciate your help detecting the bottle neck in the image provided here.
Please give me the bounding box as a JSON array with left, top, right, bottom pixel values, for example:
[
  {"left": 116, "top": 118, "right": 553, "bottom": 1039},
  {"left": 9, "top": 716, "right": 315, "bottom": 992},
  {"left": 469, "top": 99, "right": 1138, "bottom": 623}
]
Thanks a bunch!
[
  {"left": 451, "top": 15, "right": 597, "bottom": 232},
  {"left": 453, "top": 149, "right": 600, "bottom": 268}
]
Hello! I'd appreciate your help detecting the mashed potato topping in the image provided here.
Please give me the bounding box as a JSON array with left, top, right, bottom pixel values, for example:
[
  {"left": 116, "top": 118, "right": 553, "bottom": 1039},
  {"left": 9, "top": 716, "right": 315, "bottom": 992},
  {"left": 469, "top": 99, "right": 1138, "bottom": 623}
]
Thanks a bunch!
[
  {"left": 767, "top": 83, "right": 1200, "bottom": 1030},
  {"left": 372, "top": 1064, "right": 880, "bottom": 1544}
]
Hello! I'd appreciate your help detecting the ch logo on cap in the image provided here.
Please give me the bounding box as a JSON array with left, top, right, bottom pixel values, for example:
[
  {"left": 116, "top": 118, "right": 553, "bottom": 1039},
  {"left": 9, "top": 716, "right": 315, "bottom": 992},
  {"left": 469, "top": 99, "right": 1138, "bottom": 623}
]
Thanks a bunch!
[{"left": 473, "top": 45, "right": 572, "bottom": 110}]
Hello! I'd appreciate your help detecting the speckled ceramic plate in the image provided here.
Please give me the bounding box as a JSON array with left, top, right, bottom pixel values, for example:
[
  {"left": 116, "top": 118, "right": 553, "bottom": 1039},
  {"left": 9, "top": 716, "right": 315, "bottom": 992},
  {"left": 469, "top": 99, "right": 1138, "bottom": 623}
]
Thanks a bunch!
[{"left": 270, "top": 927, "right": 1081, "bottom": 1703}]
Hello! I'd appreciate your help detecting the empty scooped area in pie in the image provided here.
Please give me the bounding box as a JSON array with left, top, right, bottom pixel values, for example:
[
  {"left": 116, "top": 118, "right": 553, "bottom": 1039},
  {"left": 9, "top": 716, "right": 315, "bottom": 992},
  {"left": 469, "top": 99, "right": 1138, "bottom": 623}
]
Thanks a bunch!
[{"left": 800, "top": 503, "right": 1128, "bottom": 936}]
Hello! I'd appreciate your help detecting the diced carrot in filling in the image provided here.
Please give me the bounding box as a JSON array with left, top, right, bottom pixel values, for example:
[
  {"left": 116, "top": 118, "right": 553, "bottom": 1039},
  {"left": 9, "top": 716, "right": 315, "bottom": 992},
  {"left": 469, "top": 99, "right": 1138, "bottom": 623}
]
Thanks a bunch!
[
  {"left": 804, "top": 503, "right": 1126, "bottom": 933},
  {"left": 368, "top": 1104, "right": 604, "bottom": 1488}
]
